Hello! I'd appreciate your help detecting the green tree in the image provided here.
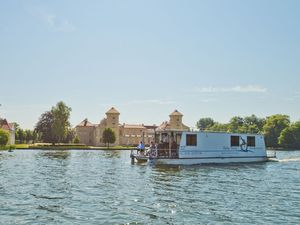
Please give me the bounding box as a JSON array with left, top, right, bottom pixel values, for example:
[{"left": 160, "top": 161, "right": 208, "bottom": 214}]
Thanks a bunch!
[
  {"left": 32, "top": 130, "right": 38, "bottom": 144},
  {"left": 279, "top": 121, "right": 300, "bottom": 149},
  {"left": 207, "top": 122, "right": 229, "bottom": 132},
  {"left": 17, "top": 128, "right": 26, "bottom": 143},
  {"left": 0, "top": 129, "right": 9, "bottom": 146},
  {"left": 74, "top": 136, "right": 80, "bottom": 144},
  {"left": 244, "top": 115, "right": 265, "bottom": 132},
  {"left": 35, "top": 101, "right": 72, "bottom": 144},
  {"left": 263, "top": 114, "right": 290, "bottom": 148},
  {"left": 196, "top": 118, "right": 215, "bottom": 130},
  {"left": 65, "top": 129, "right": 75, "bottom": 143},
  {"left": 51, "top": 101, "right": 72, "bottom": 143},
  {"left": 25, "top": 130, "right": 33, "bottom": 144},
  {"left": 102, "top": 128, "right": 116, "bottom": 148},
  {"left": 228, "top": 116, "right": 244, "bottom": 133}
]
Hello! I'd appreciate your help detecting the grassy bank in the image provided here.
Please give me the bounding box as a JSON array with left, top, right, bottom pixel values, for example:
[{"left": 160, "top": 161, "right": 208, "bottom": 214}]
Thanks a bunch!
[
  {"left": 0, "top": 145, "right": 16, "bottom": 151},
  {"left": 14, "top": 143, "right": 136, "bottom": 150}
]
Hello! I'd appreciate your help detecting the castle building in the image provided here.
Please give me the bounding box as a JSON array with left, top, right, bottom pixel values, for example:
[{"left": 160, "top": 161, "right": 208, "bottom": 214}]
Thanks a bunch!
[{"left": 75, "top": 107, "right": 189, "bottom": 147}]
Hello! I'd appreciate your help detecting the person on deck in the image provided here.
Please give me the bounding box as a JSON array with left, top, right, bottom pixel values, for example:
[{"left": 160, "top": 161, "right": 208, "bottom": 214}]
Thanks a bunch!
[{"left": 137, "top": 141, "right": 145, "bottom": 155}]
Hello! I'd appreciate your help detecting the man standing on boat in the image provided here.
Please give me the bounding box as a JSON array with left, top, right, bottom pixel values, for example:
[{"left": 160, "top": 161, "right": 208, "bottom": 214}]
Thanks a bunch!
[{"left": 137, "top": 141, "right": 145, "bottom": 155}]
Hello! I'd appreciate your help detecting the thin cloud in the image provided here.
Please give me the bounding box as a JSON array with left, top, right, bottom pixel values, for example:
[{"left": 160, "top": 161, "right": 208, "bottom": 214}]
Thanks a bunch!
[
  {"left": 44, "top": 13, "right": 75, "bottom": 32},
  {"left": 99, "top": 99, "right": 176, "bottom": 107},
  {"left": 189, "top": 85, "right": 267, "bottom": 93},
  {"left": 129, "top": 99, "right": 176, "bottom": 105},
  {"left": 25, "top": 5, "right": 76, "bottom": 33}
]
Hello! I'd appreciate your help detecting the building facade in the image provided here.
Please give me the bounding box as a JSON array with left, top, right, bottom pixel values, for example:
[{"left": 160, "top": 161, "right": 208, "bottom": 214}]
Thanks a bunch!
[
  {"left": 0, "top": 118, "right": 15, "bottom": 145},
  {"left": 75, "top": 107, "right": 189, "bottom": 147}
]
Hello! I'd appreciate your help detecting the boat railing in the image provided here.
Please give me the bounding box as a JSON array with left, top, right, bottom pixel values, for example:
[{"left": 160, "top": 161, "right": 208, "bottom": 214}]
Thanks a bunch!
[
  {"left": 148, "top": 147, "right": 178, "bottom": 159},
  {"left": 131, "top": 147, "right": 179, "bottom": 159}
]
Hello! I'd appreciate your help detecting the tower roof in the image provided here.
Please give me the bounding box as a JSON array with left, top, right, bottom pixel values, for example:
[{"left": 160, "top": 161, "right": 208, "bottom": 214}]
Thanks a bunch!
[
  {"left": 169, "top": 110, "right": 183, "bottom": 116},
  {"left": 106, "top": 107, "right": 120, "bottom": 115}
]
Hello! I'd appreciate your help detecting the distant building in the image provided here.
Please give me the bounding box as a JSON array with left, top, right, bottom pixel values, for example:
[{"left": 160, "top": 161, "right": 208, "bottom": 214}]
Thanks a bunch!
[
  {"left": 0, "top": 118, "right": 15, "bottom": 145},
  {"left": 75, "top": 107, "right": 189, "bottom": 147}
]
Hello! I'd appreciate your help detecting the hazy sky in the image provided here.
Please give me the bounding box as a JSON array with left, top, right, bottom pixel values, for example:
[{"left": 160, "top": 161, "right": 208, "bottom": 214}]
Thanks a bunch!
[{"left": 1, "top": 0, "right": 300, "bottom": 129}]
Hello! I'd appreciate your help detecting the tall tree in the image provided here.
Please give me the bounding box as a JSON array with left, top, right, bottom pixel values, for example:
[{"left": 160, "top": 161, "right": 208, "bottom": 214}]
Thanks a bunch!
[
  {"left": 263, "top": 114, "right": 290, "bottom": 148},
  {"left": 35, "top": 111, "right": 55, "bottom": 143},
  {"left": 102, "top": 128, "right": 116, "bottom": 148},
  {"left": 51, "top": 101, "right": 72, "bottom": 143},
  {"left": 228, "top": 116, "right": 244, "bottom": 133},
  {"left": 196, "top": 118, "right": 215, "bottom": 130},
  {"left": 244, "top": 115, "right": 265, "bottom": 132},
  {"left": 17, "top": 128, "right": 26, "bottom": 143},
  {"left": 279, "top": 121, "right": 300, "bottom": 149},
  {"left": 25, "top": 130, "right": 33, "bottom": 144}
]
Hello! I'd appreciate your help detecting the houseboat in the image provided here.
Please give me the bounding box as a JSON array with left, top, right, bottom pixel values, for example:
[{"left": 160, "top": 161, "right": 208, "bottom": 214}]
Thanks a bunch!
[{"left": 130, "top": 131, "right": 274, "bottom": 165}]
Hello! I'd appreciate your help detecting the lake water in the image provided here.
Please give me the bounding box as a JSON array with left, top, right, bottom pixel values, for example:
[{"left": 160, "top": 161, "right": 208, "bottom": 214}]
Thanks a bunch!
[{"left": 0, "top": 150, "right": 299, "bottom": 225}]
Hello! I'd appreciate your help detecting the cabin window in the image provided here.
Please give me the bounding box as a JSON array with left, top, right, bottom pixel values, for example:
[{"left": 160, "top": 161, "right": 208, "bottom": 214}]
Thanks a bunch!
[
  {"left": 231, "top": 136, "right": 240, "bottom": 147},
  {"left": 186, "top": 134, "right": 197, "bottom": 146},
  {"left": 247, "top": 136, "right": 256, "bottom": 147}
]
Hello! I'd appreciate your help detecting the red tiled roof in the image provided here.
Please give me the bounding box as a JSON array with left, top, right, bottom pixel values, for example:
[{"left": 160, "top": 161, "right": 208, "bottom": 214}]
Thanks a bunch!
[
  {"left": 0, "top": 119, "right": 13, "bottom": 131},
  {"left": 76, "top": 118, "right": 95, "bottom": 127}
]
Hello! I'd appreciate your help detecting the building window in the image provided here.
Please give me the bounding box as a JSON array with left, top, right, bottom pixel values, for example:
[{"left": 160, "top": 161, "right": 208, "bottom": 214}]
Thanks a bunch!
[
  {"left": 247, "top": 136, "right": 256, "bottom": 147},
  {"left": 231, "top": 136, "right": 240, "bottom": 147},
  {"left": 186, "top": 134, "right": 197, "bottom": 146}
]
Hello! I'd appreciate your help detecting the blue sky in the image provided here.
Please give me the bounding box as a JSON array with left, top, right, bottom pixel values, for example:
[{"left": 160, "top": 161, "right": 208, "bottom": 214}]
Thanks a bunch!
[{"left": 1, "top": 0, "right": 300, "bottom": 129}]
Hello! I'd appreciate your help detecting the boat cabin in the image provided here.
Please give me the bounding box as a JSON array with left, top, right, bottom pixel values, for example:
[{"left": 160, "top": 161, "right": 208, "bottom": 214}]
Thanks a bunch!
[{"left": 153, "top": 131, "right": 266, "bottom": 159}]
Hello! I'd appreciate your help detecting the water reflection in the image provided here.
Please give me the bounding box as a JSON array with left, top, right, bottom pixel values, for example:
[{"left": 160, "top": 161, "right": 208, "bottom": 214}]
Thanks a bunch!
[
  {"left": 38, "top": 150, "right": 71, "bottom": 160},
  {"left": 31, "top": 151, "right": 72, "bottom": 218},
  {"left": 102, "top": 150, "right": 121, "bottom": 159}
]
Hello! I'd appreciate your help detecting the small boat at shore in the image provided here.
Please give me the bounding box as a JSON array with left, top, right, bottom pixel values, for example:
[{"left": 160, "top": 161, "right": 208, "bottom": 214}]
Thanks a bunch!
[{"left": 130, "top": 131, "right": 276, "bottom": 165}]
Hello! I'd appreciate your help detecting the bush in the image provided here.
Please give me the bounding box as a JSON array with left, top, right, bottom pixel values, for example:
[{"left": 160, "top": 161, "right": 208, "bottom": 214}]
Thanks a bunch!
[
  {"left": 73, "top": 136, "right": 80, "bottom": 144},
  {"left": 0, "top": 129, "right": 9, "bottom": 146}
]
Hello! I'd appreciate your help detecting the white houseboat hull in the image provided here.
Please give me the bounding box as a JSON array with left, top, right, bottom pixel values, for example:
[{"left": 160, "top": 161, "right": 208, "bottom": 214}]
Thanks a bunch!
[{"left": 150, "top": 156, "right": 268, "bottom": 165}]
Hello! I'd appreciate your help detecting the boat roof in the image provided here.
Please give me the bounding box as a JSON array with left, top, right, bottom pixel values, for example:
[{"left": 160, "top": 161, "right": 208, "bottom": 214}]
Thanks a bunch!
[{"left": 183, "top": 130, "right": 264, "bottom": 136}]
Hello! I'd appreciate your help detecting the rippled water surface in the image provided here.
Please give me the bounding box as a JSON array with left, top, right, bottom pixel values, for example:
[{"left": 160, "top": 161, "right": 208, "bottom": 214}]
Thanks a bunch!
[{"left": 0, "top": 150, "right": 299, "bottom": 225}]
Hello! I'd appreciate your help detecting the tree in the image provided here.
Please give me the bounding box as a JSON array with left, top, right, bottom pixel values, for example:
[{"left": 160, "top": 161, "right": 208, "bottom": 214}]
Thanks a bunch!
[
  {"left": 35, "top": 111, "right": 55, "bottom": 143},
  {"left": 207, "top": 122, "right": 229, "bottom": 132},
  {"left": 32, "top": 130, "right": 38, "bottom": 144},
  {"left": 102, "top": 128, "right": 116, "bottom": 148},
  {"left": 17, "top": 128, "right": 26, "bottom": 144},
  {"left": 244, "top": 115, "right": 265, "bottom": 132},
  {"left": 0, "top": 129, "right": 9, "bottom": 146},
  {"left": 65, "top": 129, "right": 76, "bottom": 143},
  {"left": 228, "top": 116, "right": 244, "bottom": 133},
  {"left": 74, "top": 136, "right": 80, "bottom": 144},
  {"left": 35, "top": 101, "right": 72, "bottom": 144},
  {"left": 51, "top": 101, "right": 72, "bottom": 143},
  {"left": 263, "top": 114, "right": 290, "bottom": 148},
  {"left": 196, "top": 118, "right": 215, "bottom": 130},
  {"left": 279, "top": 121, "right": 300, "bottom": 149}
]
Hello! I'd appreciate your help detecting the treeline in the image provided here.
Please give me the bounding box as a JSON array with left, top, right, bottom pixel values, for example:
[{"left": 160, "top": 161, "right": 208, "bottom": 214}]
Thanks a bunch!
[
  {"left": 196, "top": 114, "right": 300, "bottom": 149},
  {"left": 15, "top": 125, "right": 38, "bottom": 144},
  {"left": 15, "top": 101, "right": 78, "bottom": 144}
]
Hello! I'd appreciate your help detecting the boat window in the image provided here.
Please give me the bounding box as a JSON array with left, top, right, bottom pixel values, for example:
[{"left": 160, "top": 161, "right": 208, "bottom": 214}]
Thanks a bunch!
[
  {"left": 186, "top": 134, "right": 197, "bottom": 146},
  {"left": 231, "top": 136, "right": 240, "bottom": 147},
  {"left": 247, "top": 136, "right": 255, "bottom": 147}
]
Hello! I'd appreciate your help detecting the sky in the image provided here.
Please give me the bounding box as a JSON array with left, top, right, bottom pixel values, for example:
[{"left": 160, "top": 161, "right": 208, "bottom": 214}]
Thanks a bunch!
[{"left": 1, "top": 0, "right": 300, "bottom": 129}]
